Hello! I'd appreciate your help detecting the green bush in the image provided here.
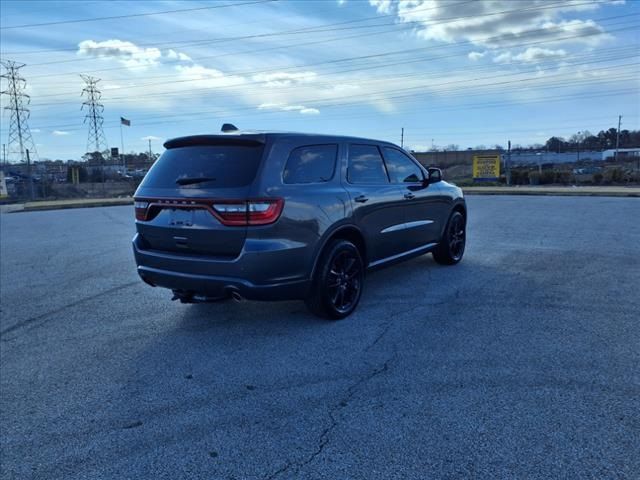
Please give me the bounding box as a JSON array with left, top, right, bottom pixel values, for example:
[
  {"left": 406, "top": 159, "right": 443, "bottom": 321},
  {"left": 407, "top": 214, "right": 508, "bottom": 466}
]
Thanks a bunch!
[
  {"left": 604, "top": 168, "right": 626, "bottom": 184},
  {"left": 540, "top": 171, "right": 556, "bottom": 184},
  {"left": 556, "top": 171, "right": 572, "bottom": 185}
]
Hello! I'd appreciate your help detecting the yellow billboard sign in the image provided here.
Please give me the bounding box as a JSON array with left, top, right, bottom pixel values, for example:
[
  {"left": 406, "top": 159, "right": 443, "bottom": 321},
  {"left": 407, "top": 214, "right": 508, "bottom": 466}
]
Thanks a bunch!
[{"left": 473, "top": 155, "right": 501, "bottom": 181}]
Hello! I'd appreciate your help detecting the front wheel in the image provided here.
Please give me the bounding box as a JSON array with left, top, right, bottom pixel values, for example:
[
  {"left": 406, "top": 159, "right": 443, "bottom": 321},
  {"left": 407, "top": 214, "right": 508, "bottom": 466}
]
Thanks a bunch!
[
  {"left": 433, "top": 211, "right": 466, "bottom": 265},
  {"left": 305, "top": 239, "right": 364, "bottom": 319}
]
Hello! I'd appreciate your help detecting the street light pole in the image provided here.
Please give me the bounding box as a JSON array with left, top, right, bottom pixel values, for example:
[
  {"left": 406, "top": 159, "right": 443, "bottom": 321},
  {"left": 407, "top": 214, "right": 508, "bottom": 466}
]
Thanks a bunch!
[
  {"left": 577, "top": 131, "right": 582, "bottom": 162},
  {"left": 506, "top": 140, "right": 511, "bottom": 186},
  {"left": 614, "top": 115, "right": 622, "bottom": 162}
]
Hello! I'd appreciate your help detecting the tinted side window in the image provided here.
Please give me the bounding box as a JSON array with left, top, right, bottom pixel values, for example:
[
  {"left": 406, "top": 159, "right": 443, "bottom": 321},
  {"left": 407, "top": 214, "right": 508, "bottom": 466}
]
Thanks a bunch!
[
  {"left": 382, "top": 147, "right": 424, "bottom": 183},
  {"left": 347, "top": 144, "right": 389, "bottom": 184},
  {"left": 283, "top": 144, "right": 337, "bottom": 184}
]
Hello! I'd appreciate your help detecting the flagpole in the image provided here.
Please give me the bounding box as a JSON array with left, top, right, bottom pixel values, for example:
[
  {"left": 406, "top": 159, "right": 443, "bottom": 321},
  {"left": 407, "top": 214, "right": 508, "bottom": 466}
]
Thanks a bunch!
[{"left": 120, "top": 121, "right": 125, "bottom": 173}]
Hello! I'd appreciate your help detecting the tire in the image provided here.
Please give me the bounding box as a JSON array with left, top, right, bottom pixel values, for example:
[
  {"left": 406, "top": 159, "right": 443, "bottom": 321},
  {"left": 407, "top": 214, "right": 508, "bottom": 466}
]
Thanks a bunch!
[
  {"left": 433, "top": 211, "right": 466, "bottom": 265},
  {"left": 305, "top": 239, "right": 364, "bottom": 319}
]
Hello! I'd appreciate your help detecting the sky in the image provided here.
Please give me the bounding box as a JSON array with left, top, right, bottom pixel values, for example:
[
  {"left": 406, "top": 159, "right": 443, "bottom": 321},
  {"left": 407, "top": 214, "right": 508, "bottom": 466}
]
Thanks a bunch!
[{"left": 0, "top": 0, "right": 639, "bottom": 161}]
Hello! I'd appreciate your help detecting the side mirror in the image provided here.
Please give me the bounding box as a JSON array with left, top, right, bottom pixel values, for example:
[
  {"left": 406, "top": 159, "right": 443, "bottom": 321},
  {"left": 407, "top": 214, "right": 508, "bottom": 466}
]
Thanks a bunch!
[{"left": 427, "top": 167, "right": 442, "bottom": 184}]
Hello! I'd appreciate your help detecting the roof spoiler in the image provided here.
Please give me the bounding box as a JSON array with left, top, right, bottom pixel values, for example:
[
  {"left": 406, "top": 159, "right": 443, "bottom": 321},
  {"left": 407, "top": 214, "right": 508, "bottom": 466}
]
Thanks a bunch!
[{"left": 163, "top": 134, "right": 265, "bottom": 149}]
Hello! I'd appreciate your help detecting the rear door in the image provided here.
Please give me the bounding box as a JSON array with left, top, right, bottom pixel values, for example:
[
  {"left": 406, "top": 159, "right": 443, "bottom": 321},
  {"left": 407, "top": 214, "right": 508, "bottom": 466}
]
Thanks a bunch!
[
  {"left": 343, "top": 144, "right": 410, "bottom": 263},
  {"left": 134, "top": 141, "right": 264, "bottom": 257},
  {"left": 381, "top": 146, "right": 441, "bottom": 247}
]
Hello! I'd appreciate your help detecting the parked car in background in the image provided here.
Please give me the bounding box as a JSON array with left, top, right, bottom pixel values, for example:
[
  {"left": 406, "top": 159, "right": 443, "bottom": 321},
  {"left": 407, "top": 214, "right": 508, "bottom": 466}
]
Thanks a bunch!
[{"left": 132, "top": 128, "right": 467, "bottom": 319}]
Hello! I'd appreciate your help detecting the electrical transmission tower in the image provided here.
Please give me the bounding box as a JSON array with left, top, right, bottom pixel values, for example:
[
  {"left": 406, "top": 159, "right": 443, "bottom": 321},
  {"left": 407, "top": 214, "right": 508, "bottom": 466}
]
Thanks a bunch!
[
  {"left": 1, "top": 60, "right": 38, "bottom": 163},
  {"left": 80, "top": 75, "right": 108, "bottom": 154}
]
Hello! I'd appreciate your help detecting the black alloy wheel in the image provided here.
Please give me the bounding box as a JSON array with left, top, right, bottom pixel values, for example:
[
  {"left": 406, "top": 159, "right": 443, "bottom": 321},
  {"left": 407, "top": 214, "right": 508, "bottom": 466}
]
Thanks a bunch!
[
  {"left": 306, "top": 239, "right": 364, "bottom": 319},
  {"left": 433, "top": 211, "right": 466, "bottom": 265}
]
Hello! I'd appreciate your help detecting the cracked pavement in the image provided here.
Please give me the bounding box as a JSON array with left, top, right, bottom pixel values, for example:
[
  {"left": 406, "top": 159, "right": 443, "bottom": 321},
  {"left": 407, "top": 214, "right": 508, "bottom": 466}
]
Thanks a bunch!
[{"left": 1, "top": 196, "right": 639, "bottom": 479}]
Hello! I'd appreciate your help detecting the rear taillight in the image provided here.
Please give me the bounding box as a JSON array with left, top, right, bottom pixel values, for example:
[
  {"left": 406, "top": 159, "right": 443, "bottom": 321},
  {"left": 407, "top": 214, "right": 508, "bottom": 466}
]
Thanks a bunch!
[
  {"left": 133, "top": 198, "right": 284, "bottom": 226},
  {"left": 212, "top": 198, "right": 284, "bottom": 226},
  {"left": 134, "top": 201, "right": 149, "bottom": 221}
]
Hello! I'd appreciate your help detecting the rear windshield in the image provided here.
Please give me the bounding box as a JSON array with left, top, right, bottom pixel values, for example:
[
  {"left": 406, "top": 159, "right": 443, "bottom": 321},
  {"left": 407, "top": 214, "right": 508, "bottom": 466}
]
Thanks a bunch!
[{"left": 140, "top": 145, "right": 264, "bottom": 189}]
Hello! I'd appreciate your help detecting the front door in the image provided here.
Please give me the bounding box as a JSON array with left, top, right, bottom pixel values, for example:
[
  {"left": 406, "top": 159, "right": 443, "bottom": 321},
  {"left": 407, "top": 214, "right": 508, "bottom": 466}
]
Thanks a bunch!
[
  {"left": 344, "top": 144, "right": 410, "bottom": 264},
  {"left": 380, "top": 146, "right": 442, "bottom": 248}
]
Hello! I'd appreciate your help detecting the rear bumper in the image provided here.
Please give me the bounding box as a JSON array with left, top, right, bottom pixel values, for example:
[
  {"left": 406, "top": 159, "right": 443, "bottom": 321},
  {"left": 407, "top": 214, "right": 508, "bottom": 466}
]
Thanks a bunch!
[{"left": 132, "top": 234, "right": 310, "bottom": 301}]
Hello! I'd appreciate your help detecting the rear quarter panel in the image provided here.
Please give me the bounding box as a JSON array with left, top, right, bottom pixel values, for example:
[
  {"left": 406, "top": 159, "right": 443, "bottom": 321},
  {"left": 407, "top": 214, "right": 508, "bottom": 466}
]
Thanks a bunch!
[{"left": 249, "top": 136, "right": 352, "bottom": 281}]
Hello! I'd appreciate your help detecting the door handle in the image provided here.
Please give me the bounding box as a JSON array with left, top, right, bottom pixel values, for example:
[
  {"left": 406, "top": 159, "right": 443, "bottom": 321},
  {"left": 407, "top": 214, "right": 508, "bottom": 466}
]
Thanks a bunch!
[
  {"left": 354, "top": 195, "right": 369, "bottom": 203},
  {"left": 404, "top": 192, "right": 415, "bottom": 200}
]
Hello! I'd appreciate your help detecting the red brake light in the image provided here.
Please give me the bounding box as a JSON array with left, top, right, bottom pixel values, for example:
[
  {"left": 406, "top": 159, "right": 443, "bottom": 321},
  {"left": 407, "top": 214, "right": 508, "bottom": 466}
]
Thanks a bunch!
[
  {"left": 247, "top": 198, "right": 285, "bottom": 225},
  {"left": 212, "top": 198, "right": 284, "bottom": 226},
  {"left": 134, "top": 198, "right": 284, "bottom": 226}
]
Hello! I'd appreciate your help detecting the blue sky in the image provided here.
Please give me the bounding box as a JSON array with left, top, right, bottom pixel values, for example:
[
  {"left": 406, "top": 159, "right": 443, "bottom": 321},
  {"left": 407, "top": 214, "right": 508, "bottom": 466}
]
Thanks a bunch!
[{"left": 1, "top": 0, "right": 638, "bottom": 160}]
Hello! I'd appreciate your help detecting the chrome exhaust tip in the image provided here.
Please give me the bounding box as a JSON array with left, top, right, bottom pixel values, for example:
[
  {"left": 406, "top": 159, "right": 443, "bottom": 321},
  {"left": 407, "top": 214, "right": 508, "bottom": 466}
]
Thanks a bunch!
[{"left": 230, "top": 290, "right": 243, "bottom": 302}]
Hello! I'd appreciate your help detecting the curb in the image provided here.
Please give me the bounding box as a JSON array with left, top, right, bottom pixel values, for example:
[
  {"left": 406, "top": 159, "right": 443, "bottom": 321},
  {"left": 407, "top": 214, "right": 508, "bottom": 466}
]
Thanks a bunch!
[
  {"left": 462, "top": 188, "right": 640, "bottom": 198},
  {"left": 2, "top": 189, "right": 639, "bottom": 214},
  {"left": 2, "top": 198, "right": 133, "bottom": 213}
]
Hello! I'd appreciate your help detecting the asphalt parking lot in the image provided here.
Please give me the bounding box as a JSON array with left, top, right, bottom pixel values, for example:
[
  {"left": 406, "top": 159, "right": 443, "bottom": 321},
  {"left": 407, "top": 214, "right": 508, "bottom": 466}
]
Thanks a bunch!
[{"left": 1, "top": 196, "right": 639, "bottom": 479}]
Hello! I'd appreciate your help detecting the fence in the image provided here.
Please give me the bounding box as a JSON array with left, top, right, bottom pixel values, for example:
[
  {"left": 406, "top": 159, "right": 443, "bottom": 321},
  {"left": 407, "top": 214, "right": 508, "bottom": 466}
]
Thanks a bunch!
[{"left": 412, "top": 150, "right": 640, "bottom": 186}]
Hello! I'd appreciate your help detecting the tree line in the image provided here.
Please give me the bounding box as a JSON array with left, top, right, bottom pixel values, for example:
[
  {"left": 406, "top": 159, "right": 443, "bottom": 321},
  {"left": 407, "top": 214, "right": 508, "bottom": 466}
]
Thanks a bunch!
[{"left": 544, "top": 128, "right": 640, "bottom": 153}]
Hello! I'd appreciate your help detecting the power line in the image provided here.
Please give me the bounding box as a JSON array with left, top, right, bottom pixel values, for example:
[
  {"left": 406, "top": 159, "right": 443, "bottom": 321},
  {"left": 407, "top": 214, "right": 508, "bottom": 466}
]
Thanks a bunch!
[
  {"left": 80, "top": 75, "right": 108, "bottom": 154},
  {"left": 23, "top": 19, "right": 639, "bottom": 108},
  {"left": 0, "top": 60, "right": 38, "bottom": 164},
  {"left": 0, "top": 0, "right": 474, "bottom": 54},
  {"left": 27, "top": 47, "right": 639, "bottom": 112},
  {"left": 0, "top": 0, "right": 277, "bottom": 30},
  {"left": 17, "top": 76, "right": 637, "bottom": 136},
  {"left": 14, "top": 57, "right": 637, "bottom": 135},
  {"left": 12, "top": 0, "right": 602, "bottom": 68}
]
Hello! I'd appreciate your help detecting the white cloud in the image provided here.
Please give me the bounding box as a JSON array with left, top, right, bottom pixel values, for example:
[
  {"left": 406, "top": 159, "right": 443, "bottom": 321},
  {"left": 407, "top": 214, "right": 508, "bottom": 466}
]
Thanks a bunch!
[
  {"left": 252, "top": 71, "right": 317, "bottom": 87},
  {"left": 166, "top": 49, "right": 192, "bottom": 62},
  {"left": 514, "top": 47, "right": 567, "bottom": 63},
  {"left": 52, "top": 130, "right": 70, "bottom": 136},
  {"left": 77, "top": 39, "right": 162, "bottom": 68},
  {"left": 369, "top": 0, "right": 614, "bottom": 49},
  {"left": 492, "top": 52, "right": 512, "bottom": 64},
  {"left": 173, "top": 64, "right": 247, "bottom": 89},
  {"left": 31, "top": 128, "right": 41, "bottom": 133},
  {"left": 468, "top": 51, "right": 486, "bottom": 61},
  {"left": 141, "top": 135, "right": 161, "bottom": 141},
  {"left": 258, "top": 103, "right": 320, "bottom": 115},
  {"left": 370, "top": 0, "right": 393, "bottom": 14},
  {"left": 70, "top": 39, "right": 395, "bottom": 115},
  {"left": 493, "top": 47, "right": 567, "bottom": 64}
]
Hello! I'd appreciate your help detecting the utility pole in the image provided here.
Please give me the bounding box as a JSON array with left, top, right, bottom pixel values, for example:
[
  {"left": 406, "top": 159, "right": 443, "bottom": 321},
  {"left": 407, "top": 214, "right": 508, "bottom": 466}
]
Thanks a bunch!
[
  {"left": 400, "top": 128, "right": 404, "bottom": 148},
  {"left": 26, "top": 148, "right": 34, "bottom": 200},
  {"left": 614, "top": 115, "right": 622, "bottom": 162},
  {"left": 507, "top": 140, "right": 512, "bottom": 185},
  {"left": 1, "top": 60, "right": 38, "bottom": 165},
  {"left": 577, "top": 131, "right": 582, "bottom": 162},
  {"left": 81, "top": 75, "right": 108, "bottom": 189},
  {"left": 148, "top": 138, "right": 153, "bottom": 163}
]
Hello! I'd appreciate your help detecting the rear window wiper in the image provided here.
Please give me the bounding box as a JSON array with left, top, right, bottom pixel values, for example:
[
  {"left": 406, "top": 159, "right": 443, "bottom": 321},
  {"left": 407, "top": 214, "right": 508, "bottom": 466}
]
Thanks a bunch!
[{"left": 175, "top": 176, "right": 217, "bottom": 186}]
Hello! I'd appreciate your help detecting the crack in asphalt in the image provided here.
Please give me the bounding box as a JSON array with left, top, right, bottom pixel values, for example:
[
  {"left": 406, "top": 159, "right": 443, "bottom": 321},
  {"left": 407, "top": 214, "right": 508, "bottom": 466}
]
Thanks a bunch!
[
  {"left": 264, "top": 357, "right": 394, "bottom": 480},
  {"left": 0, "top": 281, "right": 139, "bottom": 339},
  {"left": 263, "top": 274, "right": 470, "bottom": 480},
  {"left": 263, "top": 304, "right": 414, "bottom": 480}
]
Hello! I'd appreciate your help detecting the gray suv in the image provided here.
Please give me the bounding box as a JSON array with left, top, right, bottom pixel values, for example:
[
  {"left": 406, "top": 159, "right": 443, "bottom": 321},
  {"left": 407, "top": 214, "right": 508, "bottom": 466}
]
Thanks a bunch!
[{"left": 133, "top": 130, "right": 466, "bottom": 319}]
